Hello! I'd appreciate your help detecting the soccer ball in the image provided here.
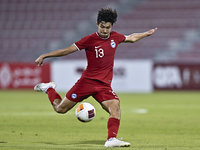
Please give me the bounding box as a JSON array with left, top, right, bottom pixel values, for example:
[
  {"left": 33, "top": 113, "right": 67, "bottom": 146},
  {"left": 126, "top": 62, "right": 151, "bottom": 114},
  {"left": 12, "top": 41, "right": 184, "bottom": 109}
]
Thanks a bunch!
[{"left": 75, "top": 102, "right": 96, "bottom": 122}]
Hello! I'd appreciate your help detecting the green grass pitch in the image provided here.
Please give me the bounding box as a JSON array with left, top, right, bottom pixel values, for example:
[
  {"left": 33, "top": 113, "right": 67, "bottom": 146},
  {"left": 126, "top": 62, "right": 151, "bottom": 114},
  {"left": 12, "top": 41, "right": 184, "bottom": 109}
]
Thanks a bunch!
[{"left": 0, "top": 90, "right": 200, "bottom": 150}]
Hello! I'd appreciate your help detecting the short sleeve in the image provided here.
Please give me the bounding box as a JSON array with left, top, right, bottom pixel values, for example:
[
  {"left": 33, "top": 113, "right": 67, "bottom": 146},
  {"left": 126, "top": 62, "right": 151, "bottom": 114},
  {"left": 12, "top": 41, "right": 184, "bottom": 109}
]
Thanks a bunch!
[
  {"left": 74, "top": 35, "right": 90, "bottom": 50},
  {"left": 113, "top": 31, "right": 126, "bottom": 43}
]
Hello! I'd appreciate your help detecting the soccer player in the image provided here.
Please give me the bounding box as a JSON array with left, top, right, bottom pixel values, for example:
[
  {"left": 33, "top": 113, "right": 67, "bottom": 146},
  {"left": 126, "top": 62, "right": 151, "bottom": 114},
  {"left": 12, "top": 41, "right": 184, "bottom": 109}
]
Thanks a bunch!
[{"left": 34, "top": 7, "right": 157, "bottom": 147}]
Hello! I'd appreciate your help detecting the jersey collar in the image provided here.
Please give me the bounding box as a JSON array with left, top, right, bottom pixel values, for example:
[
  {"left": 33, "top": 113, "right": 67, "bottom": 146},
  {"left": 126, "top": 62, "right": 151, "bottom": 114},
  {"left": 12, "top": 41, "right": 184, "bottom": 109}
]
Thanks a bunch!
[{"left": 96, "top": 32, "right": 110, "bottom": 40}]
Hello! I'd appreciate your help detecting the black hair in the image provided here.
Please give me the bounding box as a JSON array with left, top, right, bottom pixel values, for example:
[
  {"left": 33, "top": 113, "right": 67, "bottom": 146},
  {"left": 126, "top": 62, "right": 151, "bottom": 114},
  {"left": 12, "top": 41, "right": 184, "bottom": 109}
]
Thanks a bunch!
[{"left": 97, "top": 7, "right": 117, "bottom": 25}]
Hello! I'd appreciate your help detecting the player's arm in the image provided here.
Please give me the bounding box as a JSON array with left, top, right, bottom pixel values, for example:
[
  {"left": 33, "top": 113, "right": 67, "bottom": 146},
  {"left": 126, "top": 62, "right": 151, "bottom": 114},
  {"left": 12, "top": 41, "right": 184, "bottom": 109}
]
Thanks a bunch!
[
  {"left": 124, "top": 28, "right": 157, "bottom": 43},
  {"left": 35, "top": 44, "right": 78, "bottom": 66}
]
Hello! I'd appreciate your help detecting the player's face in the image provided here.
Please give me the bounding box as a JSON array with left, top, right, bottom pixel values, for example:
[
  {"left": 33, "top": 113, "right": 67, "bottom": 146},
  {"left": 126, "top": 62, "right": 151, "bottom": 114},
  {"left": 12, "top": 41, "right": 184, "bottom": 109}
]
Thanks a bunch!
[{"left": 97, "top": 21, "right": 112, "bottom": 38}]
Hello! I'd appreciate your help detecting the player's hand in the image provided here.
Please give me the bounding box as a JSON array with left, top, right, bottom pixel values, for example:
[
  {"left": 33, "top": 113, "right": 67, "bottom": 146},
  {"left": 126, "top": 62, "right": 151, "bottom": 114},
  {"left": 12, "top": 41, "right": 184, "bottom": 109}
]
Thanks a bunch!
[
  {"left": 35, "top": 56, "right": 44, "bottom": 66},
  {"left": 146, "top": 27, "right": 157, "bottom": 36}
]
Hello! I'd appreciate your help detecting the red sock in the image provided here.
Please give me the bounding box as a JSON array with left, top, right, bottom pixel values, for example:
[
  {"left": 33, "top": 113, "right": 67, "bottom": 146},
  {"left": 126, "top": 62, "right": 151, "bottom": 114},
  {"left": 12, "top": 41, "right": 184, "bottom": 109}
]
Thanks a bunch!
[
  {"left": 107, "top": 118, "right": 120, "bottom": 140},
  {"left": 46, "top": 88, "right": 62, "bottom": 105}
]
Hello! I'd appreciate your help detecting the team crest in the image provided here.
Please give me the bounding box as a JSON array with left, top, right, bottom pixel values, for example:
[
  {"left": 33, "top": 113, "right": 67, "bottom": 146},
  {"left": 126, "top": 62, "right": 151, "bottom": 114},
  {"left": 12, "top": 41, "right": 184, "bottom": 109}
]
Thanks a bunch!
[
  {"left": 72, "top": 93, "right": 77, "bottom": 99},
  {"left": 110, "top": 40, "right": 116, "bottom": 48}
]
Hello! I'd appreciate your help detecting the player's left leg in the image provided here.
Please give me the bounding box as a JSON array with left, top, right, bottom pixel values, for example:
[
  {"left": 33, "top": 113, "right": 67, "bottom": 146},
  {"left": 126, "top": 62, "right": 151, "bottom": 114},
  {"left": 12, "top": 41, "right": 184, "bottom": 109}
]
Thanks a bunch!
[
  {"left": 101, "top": 99, "right": 121, "bottom": 119},
  {"left": 101, "top": 99, "right": 121, "bottom": 139},
  {"left": 101, "top": 99, "right": 130, "bottom": 147}
]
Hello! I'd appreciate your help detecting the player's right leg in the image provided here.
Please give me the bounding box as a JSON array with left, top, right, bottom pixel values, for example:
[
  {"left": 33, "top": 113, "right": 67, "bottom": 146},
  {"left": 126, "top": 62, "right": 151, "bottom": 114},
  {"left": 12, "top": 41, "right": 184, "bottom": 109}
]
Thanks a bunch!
[
  {"left": 34, "top": 82, "right": 77, "bottom": 113},
  {"left": 52, "top": 96, "right": 77, "bottom": 113}
]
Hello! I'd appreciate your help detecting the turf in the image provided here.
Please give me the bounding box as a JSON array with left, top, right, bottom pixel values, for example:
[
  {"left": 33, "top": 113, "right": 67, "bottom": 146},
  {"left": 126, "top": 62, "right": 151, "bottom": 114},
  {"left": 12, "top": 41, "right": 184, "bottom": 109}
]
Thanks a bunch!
[{"left": 0, "top": 90, "right": 200, "bottom": 150}]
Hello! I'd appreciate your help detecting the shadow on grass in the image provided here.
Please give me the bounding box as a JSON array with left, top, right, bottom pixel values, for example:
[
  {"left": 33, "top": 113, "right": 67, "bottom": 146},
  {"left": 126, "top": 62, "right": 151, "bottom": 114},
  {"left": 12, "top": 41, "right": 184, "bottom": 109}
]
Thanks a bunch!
[
  {"left": 41, "top": 140, "right": 105, "bottom": 146},
  {"left": 73, "top": 140, "right": 105, "bottom": 145}
]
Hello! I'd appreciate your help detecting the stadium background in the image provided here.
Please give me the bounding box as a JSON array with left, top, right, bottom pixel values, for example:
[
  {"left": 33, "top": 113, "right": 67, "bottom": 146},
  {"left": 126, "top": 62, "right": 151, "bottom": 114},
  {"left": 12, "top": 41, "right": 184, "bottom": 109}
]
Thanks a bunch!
[{"left": 0, "top": 0, "right": 200, "bottom": 91}]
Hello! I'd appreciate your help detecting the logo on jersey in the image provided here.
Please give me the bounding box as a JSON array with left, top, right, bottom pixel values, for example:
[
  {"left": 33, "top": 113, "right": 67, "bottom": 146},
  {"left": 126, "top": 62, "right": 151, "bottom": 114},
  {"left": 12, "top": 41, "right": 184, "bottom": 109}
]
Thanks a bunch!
[
  {"left": 72, "top": 93, "right": 77, "bottom": 99},
  {"left": 110, "top": 40, "right": 116, "bottom": 48},
  {"left": 95, "top": 45, "right": 102, "bottom": 49}
]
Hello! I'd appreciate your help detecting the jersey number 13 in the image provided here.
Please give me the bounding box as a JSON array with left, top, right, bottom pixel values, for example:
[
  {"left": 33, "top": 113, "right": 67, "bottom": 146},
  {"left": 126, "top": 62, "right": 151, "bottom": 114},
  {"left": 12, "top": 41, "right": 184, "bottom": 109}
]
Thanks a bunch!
[{"left": 95, "top": 48, "right": 104, "bottom": 58}]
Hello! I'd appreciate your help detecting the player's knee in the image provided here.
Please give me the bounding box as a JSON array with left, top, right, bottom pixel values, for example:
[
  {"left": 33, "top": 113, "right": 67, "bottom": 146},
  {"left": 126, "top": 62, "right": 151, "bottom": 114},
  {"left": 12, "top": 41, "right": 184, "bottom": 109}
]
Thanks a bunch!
[
  {"left": 54, "top": 107, "right": 68, "bottom": 114},
  {"left": 110, "top": 108, "right": 121, "bottom": 120},
  {"left": 101, "top": 99, "right": 121, "bottom": 119},
  {"left": 112, "top": 106, "right": 121, "bottom": 115},
  {"left": 109, "top": 104, "right": 121, "bottom": 119}
]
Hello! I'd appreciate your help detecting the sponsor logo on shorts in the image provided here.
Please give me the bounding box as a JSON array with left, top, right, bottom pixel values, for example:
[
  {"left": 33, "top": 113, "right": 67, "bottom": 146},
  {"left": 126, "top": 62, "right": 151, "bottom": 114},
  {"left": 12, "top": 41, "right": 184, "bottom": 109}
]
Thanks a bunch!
[
  {"left": 72, "top": 93, "right": 77, "bottom": 99},
  {"left": 109, "top": 90, "right": 118, "bottom": 99}
]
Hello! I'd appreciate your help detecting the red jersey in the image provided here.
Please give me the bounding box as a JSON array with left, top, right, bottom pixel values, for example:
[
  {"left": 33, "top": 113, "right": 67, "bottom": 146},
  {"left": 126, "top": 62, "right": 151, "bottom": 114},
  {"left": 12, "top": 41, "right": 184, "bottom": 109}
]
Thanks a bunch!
[{"left": 74, "top": 31, "right": 126, "bottom": 85}]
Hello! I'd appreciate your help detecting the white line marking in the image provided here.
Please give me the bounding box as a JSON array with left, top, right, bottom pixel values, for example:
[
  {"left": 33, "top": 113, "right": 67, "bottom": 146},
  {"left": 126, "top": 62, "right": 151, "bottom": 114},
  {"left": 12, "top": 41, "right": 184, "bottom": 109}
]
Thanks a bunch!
[{"left": 131, "top": 108, "right": 148, "bottom": 114}]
